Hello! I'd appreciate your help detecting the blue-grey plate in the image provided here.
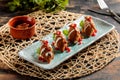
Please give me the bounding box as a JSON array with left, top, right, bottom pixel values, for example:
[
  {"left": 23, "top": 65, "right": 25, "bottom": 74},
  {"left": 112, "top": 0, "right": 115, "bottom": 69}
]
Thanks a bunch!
[{"left": 18, "top": 15, "right": 115, "bottom": 70}]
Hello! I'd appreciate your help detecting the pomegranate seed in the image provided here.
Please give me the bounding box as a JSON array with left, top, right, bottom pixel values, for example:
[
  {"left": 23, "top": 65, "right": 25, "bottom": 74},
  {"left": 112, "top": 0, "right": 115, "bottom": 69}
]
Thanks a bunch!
[
  {"left": 91, "top": 32, "right": 96, "bottom": 36},
  {"left": 65, "top": 47, "right": 71, "bottom": 53},
  {"left": 55, "top": 47, "right": 59, "bottom": 50},
  {"left": 45, "top": 41, "right": 48, "bottom": 44},
  {"left": 78, "top": 38, "right": 82, "bottom": 42},
  {"left": 39, "top": 56, "right": 46, "bottom": 62},
  {"left": 78, "top": 41, "right": 82, "bottom": 45},
  {"left": 43, "top": 40, "right": 48, "bottom": 45},
  {"left": 94, "top": 29, "right": 97, "bottom": 33},
  {"left": 56, "top": 31, "right": 61, "bottom": 35},
  {"left": 87, "top": 16, "right": 92, "bottom": 21},
  {"left": 52, "top": 42, "right": 55, "bottom": 46},
  {"left": 70, "top": 23, "right": 76, "bottom": 29},
  {"left": 39, "top": 56, "right": 43, "bottom": 60}
]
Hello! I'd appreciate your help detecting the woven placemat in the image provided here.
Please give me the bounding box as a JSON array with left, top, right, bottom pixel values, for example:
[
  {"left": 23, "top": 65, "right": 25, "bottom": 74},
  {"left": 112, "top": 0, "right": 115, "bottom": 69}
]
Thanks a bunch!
[{"left": 0, "top": 11, "right": 119, "bottom": 79}]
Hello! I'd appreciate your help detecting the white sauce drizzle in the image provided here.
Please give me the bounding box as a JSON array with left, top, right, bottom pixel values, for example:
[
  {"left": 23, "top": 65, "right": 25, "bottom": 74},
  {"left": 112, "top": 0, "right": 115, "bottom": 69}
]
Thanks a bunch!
[
  {"left": 68, "top": 29, "right": 75, "bottom": 39},
  {"left": 45, "top": 52, "right": 52, "bottom": 57},
  {"left": 40, "top": 48, "right": 45, "bottom": 56},
  {"left": 55, "top": 37, "right": 62, "bottom": 48},
  {"left": 84, "top": 21, "right": 91, "bottom": 31}
]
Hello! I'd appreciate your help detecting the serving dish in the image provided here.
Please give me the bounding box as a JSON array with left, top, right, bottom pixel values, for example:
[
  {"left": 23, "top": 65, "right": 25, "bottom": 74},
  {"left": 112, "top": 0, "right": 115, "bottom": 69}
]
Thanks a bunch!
[
  {"left": 8, "top": 16, "right": 36, "bottom": 39},
  {"left": 18, "top": 15, "right": 115, "bottom": 69}
]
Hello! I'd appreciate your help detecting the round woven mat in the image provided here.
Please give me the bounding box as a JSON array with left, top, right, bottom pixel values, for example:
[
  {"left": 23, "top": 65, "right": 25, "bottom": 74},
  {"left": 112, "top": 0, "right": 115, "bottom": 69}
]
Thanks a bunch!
[{"left": 0, "top": 11, "right": 119, "bottom": 79}]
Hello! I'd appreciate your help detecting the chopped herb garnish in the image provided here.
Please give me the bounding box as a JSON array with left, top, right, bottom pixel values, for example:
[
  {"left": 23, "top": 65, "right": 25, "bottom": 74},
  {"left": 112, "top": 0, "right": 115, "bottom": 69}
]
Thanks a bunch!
[
  {"left": 7, "top": 0, "right": 69, "bottom": 12},
  {"left": 53, "top": 33, "right": 55, "bottom": 40},
  {"left": 36, "top": 48, "right": 40, "bottom": 54},
  {"left": 80, "top": 20, "right": 84, "bottom": 28},
  {"left": 63, "top": 30, "right": 69, "bottom": 36}
]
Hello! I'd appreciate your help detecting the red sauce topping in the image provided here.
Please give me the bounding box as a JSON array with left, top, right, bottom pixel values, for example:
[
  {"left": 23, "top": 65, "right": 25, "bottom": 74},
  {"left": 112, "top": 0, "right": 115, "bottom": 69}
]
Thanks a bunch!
[
  {"left": 78, "top": 41, "right": 82, "bottom": 45},
  {"left": 70, "top": 23, "right": 76, "bottom": 29},
  {"left": 39, "top": 56, "right": 46, "bottom": 62},
  {"left": 56, "top": 31, "right": 61, "bottom": 35},
  {"left": 78, "top": 38, "right": 82, "bottom": 45},
  {"left": 86, "top": 16, "right": 92, "bottom": 22},
  {"left": 94, "top": 29, "right": 97, "bottom": 33},
  {"left": 52, "top": 42, "right": 55, "bottom": 46},
  {"left": 91, "top": 32, "right": 96, "bottom": 36},
  {"left": 42, "top": 40, "right": 48, "bottom": 46},
  {"left": 65, "top": 47, "right": 70, "bottom": 53},
  {"left": 55, "top": 47, "right": 59, "bottom": 50}
]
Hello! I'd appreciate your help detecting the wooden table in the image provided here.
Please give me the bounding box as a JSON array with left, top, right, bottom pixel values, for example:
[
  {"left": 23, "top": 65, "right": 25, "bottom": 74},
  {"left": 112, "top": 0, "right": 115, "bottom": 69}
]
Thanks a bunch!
[{"left": 0, "top": 0, "right": 120, "bottom": 80}]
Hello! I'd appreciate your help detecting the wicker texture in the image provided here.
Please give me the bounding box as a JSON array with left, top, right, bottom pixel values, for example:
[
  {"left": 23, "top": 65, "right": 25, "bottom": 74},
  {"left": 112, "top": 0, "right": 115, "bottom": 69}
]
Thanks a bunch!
[{"left": 0, "top": 11, "right": 119, "bottom": 79}]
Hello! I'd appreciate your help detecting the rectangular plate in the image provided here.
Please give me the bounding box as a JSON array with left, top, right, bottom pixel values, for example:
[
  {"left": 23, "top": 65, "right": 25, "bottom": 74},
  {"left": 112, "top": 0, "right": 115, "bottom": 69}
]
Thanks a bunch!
[{"left": 18, "top": 15, "right": 115, "bottom": 70}]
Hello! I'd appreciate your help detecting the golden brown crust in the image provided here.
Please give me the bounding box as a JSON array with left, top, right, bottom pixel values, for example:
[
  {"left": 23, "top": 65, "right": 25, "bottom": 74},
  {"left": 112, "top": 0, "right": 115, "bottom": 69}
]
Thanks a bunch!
[
  {"left": 39, "top": 43, "right": 54, "bottom": 63},
  {"left": 68, "top": 25, "right": 82, "bottom": 43},
  {"left": 68, "top": 27, "right": 81, "bottom": 43},
  {"left": 83, "top": 23, "right": 94, "bottom": 36},
  {"left": 55, "top": 35, "right": 68, "bottom": 52},
  {"left": 82, "top": 16, "right": 97, "bottom": 36}
]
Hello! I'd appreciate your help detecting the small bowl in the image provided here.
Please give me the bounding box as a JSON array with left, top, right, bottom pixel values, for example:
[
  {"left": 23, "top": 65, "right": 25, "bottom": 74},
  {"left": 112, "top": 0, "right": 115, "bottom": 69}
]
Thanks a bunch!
[{"left": 8, "top": 16, "right": 36, "bottom": 39}]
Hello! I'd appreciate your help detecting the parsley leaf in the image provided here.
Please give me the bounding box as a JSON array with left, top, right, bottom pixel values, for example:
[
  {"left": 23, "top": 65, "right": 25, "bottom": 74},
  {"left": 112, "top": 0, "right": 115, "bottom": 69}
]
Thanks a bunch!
[
  {"left": 63, "top": 30, "right": 69, "bottom": 36},
  {"left": 36, "top": 48, "right": 40, "bottom": 54},
  {"left": 53, "top": 33, "right": 55, "bottom": 40},
  {"left": 7, "top": 0, "right": 68, "bottom": 12},
  {"left": 80, "top": 20, "right": 84, "bottom": 28}
]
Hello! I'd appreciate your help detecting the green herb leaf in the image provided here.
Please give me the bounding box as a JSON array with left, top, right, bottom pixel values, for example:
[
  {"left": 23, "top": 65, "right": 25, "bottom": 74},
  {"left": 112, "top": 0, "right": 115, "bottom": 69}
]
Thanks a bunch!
[
  {"left": 80, "top": 20, "right": 84, "bottom": 28},
  {"left": 53, "top": 33, "right": 55, "bottom": 40},
  {"left": 63, "top": 30, "right": 69, "bottom": 36},
  {"left": 9, "top": 5, "right": 17, "bottom": 12},
  {"left": 7, "top": 0, "right": 68, "bottom": 12},
  {"left": 36, "top": 48, "right": 40, "bottom": 54}
]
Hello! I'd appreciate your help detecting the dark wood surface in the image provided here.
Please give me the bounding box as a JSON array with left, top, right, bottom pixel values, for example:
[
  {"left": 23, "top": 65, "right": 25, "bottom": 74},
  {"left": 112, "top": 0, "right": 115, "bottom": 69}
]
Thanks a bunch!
[{"left": 0, "top": 0, "right": 120, "bottom": 80}]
